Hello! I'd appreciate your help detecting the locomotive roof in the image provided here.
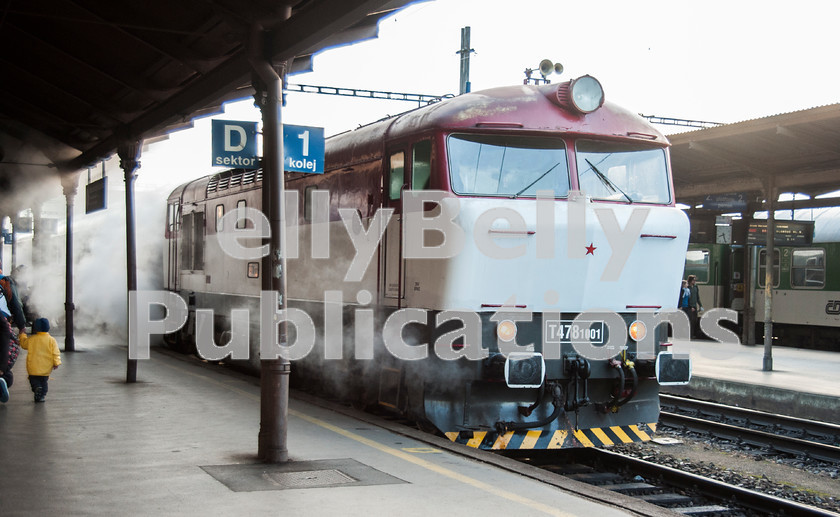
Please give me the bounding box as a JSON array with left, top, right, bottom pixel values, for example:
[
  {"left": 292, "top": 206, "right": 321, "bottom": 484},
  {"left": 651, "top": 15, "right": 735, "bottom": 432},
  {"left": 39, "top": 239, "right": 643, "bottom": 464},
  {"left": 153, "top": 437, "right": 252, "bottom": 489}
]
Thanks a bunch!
[
  {"left": 324, "top": 82, "right": 668, "bottom": 168},
  {"left": 391, "top": 83, "right": 667, "bottom": 141}
]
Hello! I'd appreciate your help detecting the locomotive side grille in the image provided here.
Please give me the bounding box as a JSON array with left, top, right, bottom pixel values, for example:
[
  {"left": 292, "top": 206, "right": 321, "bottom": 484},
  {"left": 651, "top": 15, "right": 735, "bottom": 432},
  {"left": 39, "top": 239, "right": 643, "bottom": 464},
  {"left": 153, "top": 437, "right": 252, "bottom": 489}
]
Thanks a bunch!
[
  {"left": 206, "top": 169, "right": 262, "bottom": 196},
  {"left": 242, "top": 170, "right": 258, "bottom": 184},
  {"left": 206, "top": 177, "right": 220, "bottom": 194}
]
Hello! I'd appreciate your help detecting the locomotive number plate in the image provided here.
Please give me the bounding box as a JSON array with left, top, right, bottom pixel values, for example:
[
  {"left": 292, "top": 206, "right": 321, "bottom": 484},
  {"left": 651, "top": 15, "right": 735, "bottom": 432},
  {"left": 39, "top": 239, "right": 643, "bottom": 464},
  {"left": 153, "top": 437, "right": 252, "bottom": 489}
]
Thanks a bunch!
[{"left": 543, "top": 320, "right": 605, "bottom": 344}]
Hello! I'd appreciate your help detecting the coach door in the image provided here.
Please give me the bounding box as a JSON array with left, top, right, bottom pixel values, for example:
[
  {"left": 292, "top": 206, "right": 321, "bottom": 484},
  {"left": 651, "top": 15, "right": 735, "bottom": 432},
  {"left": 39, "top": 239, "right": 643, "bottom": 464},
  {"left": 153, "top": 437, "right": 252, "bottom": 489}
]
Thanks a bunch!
[
  {"left": 383, "top": 149, "right": 408, "bottom": 303},
  {"left": 166, "top": 200, "right": 180, "bottom": 291}
]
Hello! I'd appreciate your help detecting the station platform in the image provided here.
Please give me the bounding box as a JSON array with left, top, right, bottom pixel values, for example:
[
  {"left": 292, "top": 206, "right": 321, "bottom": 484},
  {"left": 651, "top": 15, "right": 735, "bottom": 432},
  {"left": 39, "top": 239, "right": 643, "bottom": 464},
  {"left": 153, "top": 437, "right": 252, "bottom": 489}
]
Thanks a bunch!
[
  {"left": 662, "top": 338, "right": 840, "bottom": 424},
  {"left": 0, "top": 339, "right": 670, "bottom": 517}
]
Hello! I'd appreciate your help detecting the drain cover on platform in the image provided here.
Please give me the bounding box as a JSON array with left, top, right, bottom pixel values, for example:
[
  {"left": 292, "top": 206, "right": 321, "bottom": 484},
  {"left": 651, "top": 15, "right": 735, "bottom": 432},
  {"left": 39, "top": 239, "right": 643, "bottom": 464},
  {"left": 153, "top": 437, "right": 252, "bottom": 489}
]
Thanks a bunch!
[
  {"left": 201, "top": 458, "right": 406, "bottom": 492},
  {"left": 263, "top": 469, "right": 355, "bottom": 488}
]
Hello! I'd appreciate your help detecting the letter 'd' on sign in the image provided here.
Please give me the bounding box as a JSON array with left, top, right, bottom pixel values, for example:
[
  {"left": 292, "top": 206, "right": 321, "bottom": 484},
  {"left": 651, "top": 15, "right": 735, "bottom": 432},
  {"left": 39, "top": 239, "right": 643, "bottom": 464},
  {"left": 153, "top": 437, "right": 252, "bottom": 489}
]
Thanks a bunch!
[{"left": 212, "top": 119, "right": 258, "bottom": 169}]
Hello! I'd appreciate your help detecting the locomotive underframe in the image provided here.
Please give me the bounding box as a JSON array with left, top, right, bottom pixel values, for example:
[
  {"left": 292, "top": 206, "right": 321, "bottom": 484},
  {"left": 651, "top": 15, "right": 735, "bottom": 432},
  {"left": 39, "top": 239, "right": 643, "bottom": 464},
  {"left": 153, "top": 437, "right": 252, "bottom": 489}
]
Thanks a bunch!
[{"left": 165, "top": 291, "right": 663, "bottom": 443}]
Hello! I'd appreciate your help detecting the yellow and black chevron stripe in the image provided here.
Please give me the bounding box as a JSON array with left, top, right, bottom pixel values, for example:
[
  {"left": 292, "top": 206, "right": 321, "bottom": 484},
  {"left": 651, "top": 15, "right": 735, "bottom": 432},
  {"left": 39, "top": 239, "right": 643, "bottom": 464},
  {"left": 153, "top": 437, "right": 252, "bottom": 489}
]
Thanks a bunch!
[{"left": 445, "top": 423, "right": 656, "bottom": 450}]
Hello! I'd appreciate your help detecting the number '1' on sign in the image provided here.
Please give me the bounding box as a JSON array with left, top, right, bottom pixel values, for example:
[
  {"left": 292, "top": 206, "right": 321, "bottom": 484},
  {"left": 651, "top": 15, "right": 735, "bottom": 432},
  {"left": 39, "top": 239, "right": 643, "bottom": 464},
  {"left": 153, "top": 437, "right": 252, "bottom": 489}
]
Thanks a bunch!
[{"left": 284, "top": 124, "right": 325, "bottom": 174}]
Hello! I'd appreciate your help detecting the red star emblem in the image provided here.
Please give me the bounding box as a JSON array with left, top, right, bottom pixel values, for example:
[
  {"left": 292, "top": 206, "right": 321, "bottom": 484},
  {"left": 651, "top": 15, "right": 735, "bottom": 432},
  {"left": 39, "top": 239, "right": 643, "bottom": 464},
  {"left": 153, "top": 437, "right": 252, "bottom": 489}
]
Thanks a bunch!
[{"left": 585, "top": 243, "right": 596, "bottom": 255}]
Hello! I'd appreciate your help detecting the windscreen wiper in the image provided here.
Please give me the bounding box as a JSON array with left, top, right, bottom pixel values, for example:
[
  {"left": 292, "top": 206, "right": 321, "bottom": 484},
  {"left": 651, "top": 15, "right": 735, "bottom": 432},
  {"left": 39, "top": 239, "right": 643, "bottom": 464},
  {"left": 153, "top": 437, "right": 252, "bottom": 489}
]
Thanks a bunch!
[
  {"left": 514, "top": 162, "right": 561, "bottom": 197},
  {"left": 584, "top": 158, "right": 632, "bottom": 203}
]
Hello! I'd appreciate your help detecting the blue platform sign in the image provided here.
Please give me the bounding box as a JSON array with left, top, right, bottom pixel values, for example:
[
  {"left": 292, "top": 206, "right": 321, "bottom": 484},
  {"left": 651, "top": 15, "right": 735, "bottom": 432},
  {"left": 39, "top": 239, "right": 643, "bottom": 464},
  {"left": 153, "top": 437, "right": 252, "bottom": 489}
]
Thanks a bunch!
[
  {"left": 212, "top": 119, "right": 258, "bottom": 168},
  {"left": 283, "top": 124, "right": 324, "bottom": 174}
]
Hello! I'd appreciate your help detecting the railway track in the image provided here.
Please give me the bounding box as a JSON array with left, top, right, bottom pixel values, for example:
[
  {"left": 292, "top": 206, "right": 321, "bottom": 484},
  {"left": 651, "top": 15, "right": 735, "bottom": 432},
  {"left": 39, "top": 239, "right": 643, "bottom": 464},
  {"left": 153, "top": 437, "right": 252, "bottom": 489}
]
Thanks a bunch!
[
  {"left": 503, "top": 447, "right": 838, "bottom": 516},
  {"left": 659, "top": 394, "right": 840, "bottom": 464},
  {"left": 498, "top": 396, "right": 840, "bottom": 515}
]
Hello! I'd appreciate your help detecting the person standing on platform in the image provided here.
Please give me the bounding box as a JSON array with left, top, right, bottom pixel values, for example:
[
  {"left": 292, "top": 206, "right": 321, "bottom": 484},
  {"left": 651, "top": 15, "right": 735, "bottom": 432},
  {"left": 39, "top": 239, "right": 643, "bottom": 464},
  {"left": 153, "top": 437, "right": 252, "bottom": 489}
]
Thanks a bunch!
[
  {"left": 686, "top": 275, "right": 703, "bottom": 338},
  {"left": 19, "top": 318, "right": 61, "bottom": 403},
  {"left": 679, "top": 279, "right": 691, "bottom": 318},
  {"left": 0, "top": 261, "right": 28, "bottom": 403},
  {"left": 678, "top": 279, "right": 689, "bottom": 307}
]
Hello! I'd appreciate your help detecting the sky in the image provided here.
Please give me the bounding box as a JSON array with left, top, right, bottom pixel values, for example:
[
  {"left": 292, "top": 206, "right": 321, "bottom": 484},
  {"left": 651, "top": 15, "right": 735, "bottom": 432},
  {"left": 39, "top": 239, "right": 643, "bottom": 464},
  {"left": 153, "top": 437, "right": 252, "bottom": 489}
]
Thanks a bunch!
[
  {"left": 13, "top": 0, "right": 840, "bottom": 335},
  {"left": 133, "top": 0, "right": 840, "bottom": 193}
]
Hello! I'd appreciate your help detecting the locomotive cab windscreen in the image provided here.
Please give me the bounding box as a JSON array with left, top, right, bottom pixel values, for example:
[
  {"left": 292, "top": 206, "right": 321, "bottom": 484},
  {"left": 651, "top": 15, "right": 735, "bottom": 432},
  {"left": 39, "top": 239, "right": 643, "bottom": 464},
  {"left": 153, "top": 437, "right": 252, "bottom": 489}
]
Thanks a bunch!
[
  {"left": 446, "top": 134, "right": 671, "bottom": 204},
  {"left": 447, "top": 134, "right": 570, "bottom": 198},
  {"left": 576, "top": 140, "right": 670, "bottom": 204}
]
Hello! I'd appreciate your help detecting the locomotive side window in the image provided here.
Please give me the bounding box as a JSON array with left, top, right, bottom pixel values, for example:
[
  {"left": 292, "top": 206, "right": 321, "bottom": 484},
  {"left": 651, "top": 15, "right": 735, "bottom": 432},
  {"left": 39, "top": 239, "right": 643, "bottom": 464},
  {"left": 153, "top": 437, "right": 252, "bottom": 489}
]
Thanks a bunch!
[
  {"left": 167, "top": 202, "right": 179, "bottom": 233},
  {"left": 412, "top": 140, "right": 432, "bottom": 190},
  {"left": 685, "top": 249, "right": 710, "bottom": 283},
  {"left": 181, "top": 212, "right": 194, "bottom": 269},
  {"left": 180, "top": 211, "right": 205, "bottom": 271},
  {"left": 236, "top": 200, "right": 247, "bottom": 229},
  {"left": 576, "top": 140, "right": 670, "bottom": 204},
  {"left": 447, "top": 134, "right": 568, "bottom": 197},
  {"left": 757, "top": 249, "right": 780, "bottom": 287},
  {"left": 389, "top": 152, "right": 405, "bottom": 200},
  {"left": 791, "top": 248, "right": 825, "bottom": 288},
  {"left": 215, "top": 204, "right": 224, "bottom": 232}
]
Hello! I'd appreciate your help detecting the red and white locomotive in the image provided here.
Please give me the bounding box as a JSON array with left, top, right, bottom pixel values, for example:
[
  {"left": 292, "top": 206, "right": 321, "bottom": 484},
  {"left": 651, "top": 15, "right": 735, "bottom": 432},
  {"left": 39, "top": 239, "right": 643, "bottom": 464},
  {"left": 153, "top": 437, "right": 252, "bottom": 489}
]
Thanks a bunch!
[{"left": 165, "top": 76, "right": 690, "bottom": 450}]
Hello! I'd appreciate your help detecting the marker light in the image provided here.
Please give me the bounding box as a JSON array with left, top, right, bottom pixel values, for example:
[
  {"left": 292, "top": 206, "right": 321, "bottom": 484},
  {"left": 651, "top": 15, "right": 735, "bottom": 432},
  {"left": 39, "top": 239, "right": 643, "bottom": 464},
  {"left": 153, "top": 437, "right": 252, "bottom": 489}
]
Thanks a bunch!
[
  {"left": 497, "top": 320, "right": 517, "bottom": 342},
  {"left": 549, "top": 75, "right": 605, "bottom": 114},
  {"left": 628, "top": 320, "right": 647, "bottom": 342}
]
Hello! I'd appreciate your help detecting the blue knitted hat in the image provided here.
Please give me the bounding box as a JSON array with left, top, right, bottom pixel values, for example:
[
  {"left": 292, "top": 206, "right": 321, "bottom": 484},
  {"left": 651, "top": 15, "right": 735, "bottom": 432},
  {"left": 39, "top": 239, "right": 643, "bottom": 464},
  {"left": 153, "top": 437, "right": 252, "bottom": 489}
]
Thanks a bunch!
[{"left": 33, "top": 318, "right": 50, "bottom": 333}]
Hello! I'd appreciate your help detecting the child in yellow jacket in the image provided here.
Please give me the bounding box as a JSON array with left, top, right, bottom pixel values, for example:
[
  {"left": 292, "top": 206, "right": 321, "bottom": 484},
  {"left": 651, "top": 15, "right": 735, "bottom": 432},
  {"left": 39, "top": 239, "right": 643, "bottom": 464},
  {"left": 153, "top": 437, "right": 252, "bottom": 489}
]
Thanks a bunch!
[{"left": 19, "top": 318, "right": 61, "bottom": 403}]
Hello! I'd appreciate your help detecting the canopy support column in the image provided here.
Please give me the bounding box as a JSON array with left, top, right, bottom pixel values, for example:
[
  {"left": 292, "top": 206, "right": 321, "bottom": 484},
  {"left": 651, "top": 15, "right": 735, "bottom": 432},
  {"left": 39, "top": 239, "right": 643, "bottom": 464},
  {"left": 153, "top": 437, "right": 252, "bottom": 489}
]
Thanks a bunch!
[
  {"left": 251, "top": 8, "right": 291, "bottom": 463},
  {"left": 119, "top": 140, "right": 141, "bottom": 383},
  {"left": 762, "top": 177, "right": 776, "bottom": 371},
  {"left": 61, "top": 172, "right": 81, "bottom": 352}
]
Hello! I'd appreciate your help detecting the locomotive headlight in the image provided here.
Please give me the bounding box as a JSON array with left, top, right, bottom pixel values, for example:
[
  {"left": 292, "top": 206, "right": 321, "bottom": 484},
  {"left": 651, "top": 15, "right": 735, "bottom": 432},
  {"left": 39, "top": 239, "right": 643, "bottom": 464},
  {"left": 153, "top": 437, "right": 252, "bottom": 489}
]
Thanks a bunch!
[
  {"left": 570, "top": 75, "right": 604, "bottom": 113},
  {"left": 547, "top": 74, "right": 605, "bottom": 114},
  {"left": 628, "top": 320, "right": 646, "bottom": 342},
  {"left": 497, "top": 320, "right": 517, "bottom": 342}
]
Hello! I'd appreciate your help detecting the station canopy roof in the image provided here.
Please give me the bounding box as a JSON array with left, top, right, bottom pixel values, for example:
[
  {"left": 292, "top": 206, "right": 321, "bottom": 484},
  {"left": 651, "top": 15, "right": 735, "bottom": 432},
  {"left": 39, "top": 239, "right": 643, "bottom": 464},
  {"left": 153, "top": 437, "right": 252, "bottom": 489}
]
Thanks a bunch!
[
  {"left": 0, "top": 0, "right": 419, "bottom": 213},
  {"left": 669, "top": 103, "right": 840, "bottom": 212}
]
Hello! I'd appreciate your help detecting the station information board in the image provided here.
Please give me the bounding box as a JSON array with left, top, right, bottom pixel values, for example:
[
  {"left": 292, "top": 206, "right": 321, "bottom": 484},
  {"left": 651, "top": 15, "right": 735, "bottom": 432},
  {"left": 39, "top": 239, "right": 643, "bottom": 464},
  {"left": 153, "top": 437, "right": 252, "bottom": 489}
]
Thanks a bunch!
[
  {"left": 746, "top": 220, "right": 814, "bottom": 246},
  {"left": 85, "top": 177, "right": 107, "bottom": 214}
]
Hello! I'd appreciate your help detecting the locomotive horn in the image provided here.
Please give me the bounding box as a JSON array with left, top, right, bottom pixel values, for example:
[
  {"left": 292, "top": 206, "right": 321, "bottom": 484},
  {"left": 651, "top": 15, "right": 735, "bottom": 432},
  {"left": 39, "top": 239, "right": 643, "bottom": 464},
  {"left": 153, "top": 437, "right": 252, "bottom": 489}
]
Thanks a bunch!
[
  {"left": 553, "top": 62, "right": 564, "bottom": 75},
  {"left": 539, "top": 59, "right": 554, "bottom": 76}
]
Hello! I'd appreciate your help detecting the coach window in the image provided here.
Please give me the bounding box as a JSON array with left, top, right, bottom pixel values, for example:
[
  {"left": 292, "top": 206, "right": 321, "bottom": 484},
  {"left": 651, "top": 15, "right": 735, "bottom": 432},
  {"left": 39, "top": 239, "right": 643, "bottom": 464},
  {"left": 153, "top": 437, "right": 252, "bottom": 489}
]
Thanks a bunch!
[
  {"left": 247, "top": 262, "right": 259, "bottom": 278},
  {"left": 304, "top": 185, "right": 317, "bottom": 222},
  {"left": 757, "top": 249, "right": 780, "bottom": 288},
  {"left": 236, "top": 200, "right": 247, "bottom": 229},
  {"left": 685, "top": 249, "right": 710, "bottom": 283},
  {"left": 389, "top": 152, "right": 405, "bottom": 200},
  {"left": 215, "top": 204, "right": 224, "bottom": 232},
  {"left": 412, "top": 140, "right": 432, "bottom": 190},
  {"left": 791, "top": 248, "right": 825, "bottom": 288}
]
